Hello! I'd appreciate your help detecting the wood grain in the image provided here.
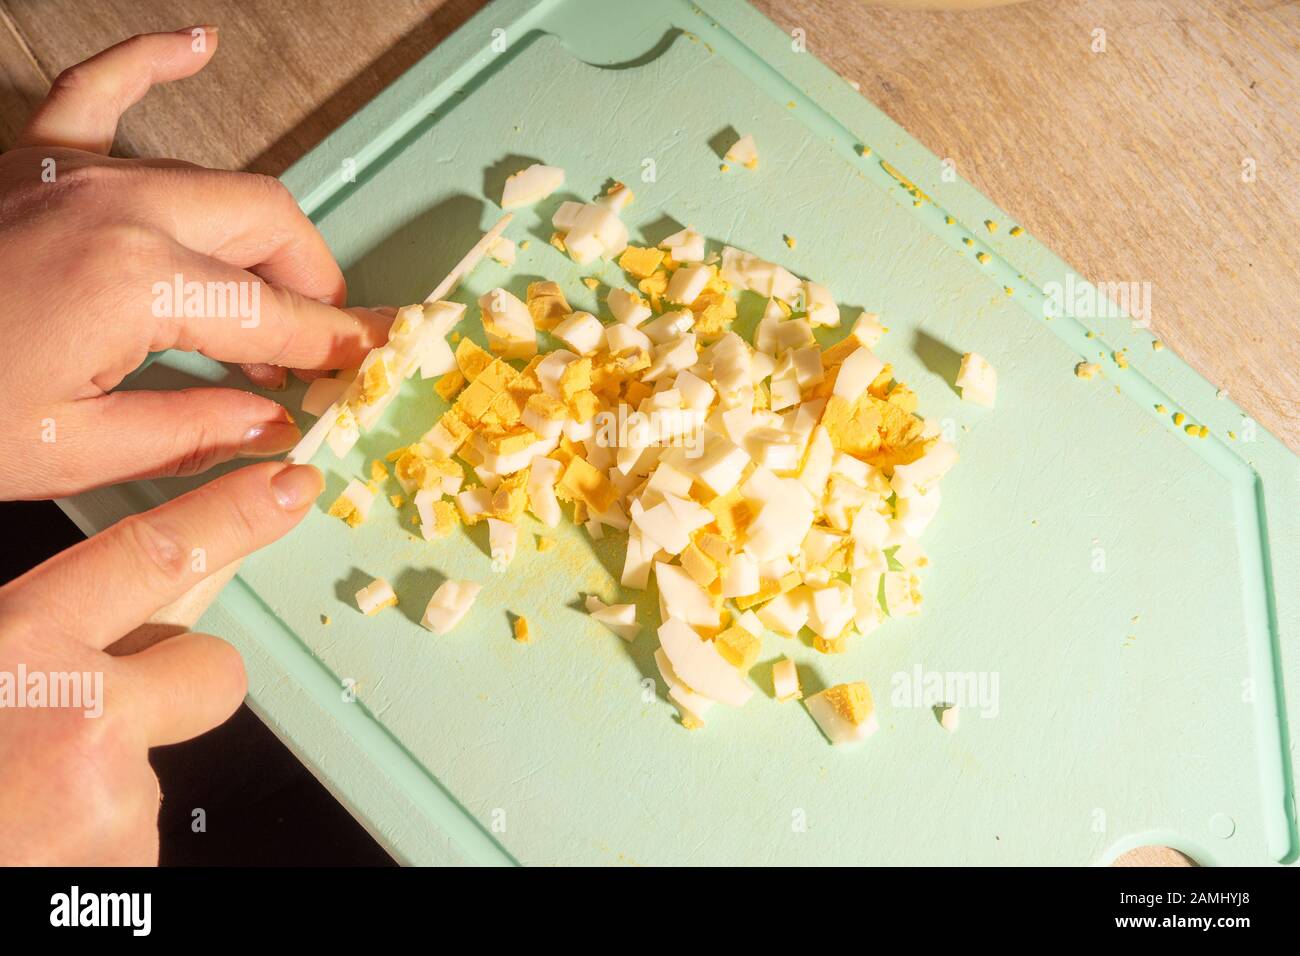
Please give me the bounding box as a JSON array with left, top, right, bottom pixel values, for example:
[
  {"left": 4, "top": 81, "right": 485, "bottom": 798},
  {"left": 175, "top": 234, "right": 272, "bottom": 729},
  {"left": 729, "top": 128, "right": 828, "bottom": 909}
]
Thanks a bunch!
[
  {"left": 751, "top": 0, "right": 1300, "bottom": 451},
  {"left": 1, "top": 0, "right": 1292, "bottom": 866}
]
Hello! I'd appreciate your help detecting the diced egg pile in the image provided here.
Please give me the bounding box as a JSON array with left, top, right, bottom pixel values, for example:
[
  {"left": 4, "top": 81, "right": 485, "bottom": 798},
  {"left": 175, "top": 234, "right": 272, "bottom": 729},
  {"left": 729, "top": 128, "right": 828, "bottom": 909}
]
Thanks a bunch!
[{"left": 309, "top": 158, "right": 972, "bottom": 745}]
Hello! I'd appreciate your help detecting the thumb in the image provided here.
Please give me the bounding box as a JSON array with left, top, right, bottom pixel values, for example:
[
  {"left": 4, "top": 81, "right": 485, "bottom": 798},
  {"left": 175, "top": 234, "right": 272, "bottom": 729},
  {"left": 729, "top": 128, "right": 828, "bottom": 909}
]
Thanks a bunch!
[
  {"left": 0, "top": 461, "right": 324, "bottom": 649},
  {"left": 19, "top": 28, "right": 218, "bottom": 154},
  {"left": 119, "top": 631, "right": 247, "bottom": 746}
]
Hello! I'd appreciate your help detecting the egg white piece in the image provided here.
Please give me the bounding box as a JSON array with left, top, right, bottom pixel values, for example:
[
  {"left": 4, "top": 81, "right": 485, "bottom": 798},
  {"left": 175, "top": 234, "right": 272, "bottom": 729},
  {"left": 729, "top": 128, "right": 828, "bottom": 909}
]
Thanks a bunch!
[
  {"left": 657, "top": 618, "right": 752, "bottom": 707},
  {"left": 552, "top": 311, "right": 605, "bottom": 355},
  {"left": 301, "top": 376, "right": 349, "bottom": 417},
  {"left": 421, "top": 580, "right": 483, "bottom": 635},
  {"left": 487, "top": 518, "right": 518, "bottom": 566},
  {"left": 772, "top": 657, "right": 802, "bottom": 702},
  {"left": 806, "top": 689, "right": 879, "bottom": 745},
  {"left": 487, "top": 236, "right": 516, "bottom": 267},
  {"left": 658, "top": 226, "right": 705, "bottom": 262},
  {"left": 607, "top": 287, "right": 651, "bottom": 326},
  {"left": 724, "top": 133, "right": 758, "bottom": 167},
  {"left": 355, "top": 577, "right": 397, "bottom": 616},
  {"left": 500, "top": 164, "right": 564, "bottom": 210},
  {"left": 654, "top": 647, "right": 715, "bottom": 726},
  {"left": 956, "top": 351, "right": 997, "bottom": 407},
  {"left": 585, "top": 596, "right": 641, "bottom": 642}
]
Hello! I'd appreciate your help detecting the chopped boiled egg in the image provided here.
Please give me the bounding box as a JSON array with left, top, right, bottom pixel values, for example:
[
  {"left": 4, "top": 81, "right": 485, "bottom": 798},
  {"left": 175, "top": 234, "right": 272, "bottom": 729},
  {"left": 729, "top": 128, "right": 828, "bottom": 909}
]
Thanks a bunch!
[
  {"left": 585, "top": 596, "right": 640, "bottom": 642},
  {"left": 334, "top": 162, "right": 965, "bottom": 740},
  {"left": 302, "top": 375, "right": 349, "bottom": 417},
  {"left": 500, "top": 163, "right": 564, "bottom": 210},
  {"left": 487, "top": 236, "right": 516, "bottom": 266},
  {"left": 487, "top": 517, "right": 518, "bottom": 566},
  {"left": 607, "top": 287, "right": 651, "bottom": 326},
  {"left": 552, "top": 311, "right": 605, "bottom": 355},
  {"left": 772, "top": 657, "right": 802, "bottom": 701},
  {"left": 657, "top": 618, "right": 753, "bottom": 707},
  {"left": 355, "top": 578, "right": 398, "bottom": 617},
  {"left": 555, "top": 202, "right": 628, "bottom": 265},
  {"left": 478, "top": 288, "right": 537, "bottom": 359},
  {"left": 421, "top": 580, "right": 482, "bottom": 635},
  {"left": 658, "top": 226, "right": 705, "bottom": 262},
  {"left": 956, "top": 352, "right": 997, "bottom": 407},
  {"left": 937, "top": 703, "right": 959, "bottom": 732},
  {"left": 806, "top": 681, "right": 878, "bottom": 745},
  {"left": 654, "top": 647, "right": 713, "bottom": 728},
  {"left": 328, "top": 479, "right": 376, "bottom": 527},
  {"left": 725, "top": 133, "right": 759, "bottom": 169}
]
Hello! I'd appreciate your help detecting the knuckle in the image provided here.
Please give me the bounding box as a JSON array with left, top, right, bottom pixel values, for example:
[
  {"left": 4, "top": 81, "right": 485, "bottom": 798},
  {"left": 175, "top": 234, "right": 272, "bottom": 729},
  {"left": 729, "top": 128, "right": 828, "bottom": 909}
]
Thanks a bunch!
[
  {"left": 87, "top": 220, "right": 163, "bottom": 263},
  {"left": 117, "top": 512, "right": 191, "bottom": 584},
  {"left": 246, "top": 171, "right": 293, "bottom": 204},
  {"left": 166, "top": 421, "right": 224, "bottom": 478},
  {"left": 48, "top": 62, "right": 101, "bottom": 101}
]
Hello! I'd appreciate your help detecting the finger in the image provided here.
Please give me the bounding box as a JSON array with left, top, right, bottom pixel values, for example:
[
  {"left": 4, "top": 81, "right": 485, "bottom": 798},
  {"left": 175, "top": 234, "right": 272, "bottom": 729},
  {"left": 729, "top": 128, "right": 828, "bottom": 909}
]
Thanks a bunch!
[
  {"left": 18, "top": 28, "right": 218, "bottom": 154},
  {"left": 148, "top": 243, "right": 390, "bottom": 369},
  {"left": 48, "top": 387, "right": 301, "bottom": 492},
  {"left": 288, "top": 308, "right": 395, "bottom": 384},
  {"left": 126, "top": 166, "right": 347, "bottom": 306},
  {"left": 0, "top": 461, "right": 323, "bottom": 649},
  {"left": 119, "top": 632, "right": 247, "bottom": 746},
  {"left": 239, "top": 363, "right": 289, "bottom": 390}
]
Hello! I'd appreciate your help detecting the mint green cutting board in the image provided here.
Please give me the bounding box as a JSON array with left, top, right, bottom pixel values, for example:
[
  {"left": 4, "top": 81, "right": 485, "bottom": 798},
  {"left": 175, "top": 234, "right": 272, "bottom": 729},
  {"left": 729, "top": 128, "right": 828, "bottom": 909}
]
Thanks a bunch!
[{"left": 60, "top": 0, "right": 1298, "bottom": 866}]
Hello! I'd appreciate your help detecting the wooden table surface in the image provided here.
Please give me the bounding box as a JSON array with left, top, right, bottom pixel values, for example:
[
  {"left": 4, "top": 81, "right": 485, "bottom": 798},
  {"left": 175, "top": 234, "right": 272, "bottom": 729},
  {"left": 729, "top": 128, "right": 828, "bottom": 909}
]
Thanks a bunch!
[{"left": 1, "top": 0, "right": 1293, "bottom": 866}]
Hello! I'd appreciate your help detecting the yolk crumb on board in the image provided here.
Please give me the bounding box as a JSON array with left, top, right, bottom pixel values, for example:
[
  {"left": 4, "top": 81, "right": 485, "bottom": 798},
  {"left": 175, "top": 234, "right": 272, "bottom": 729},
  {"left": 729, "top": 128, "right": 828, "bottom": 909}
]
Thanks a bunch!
[
  {"left": 514, "top": 617, "right": 531, "bottom": 643},
  {"left": 985, "top": 219, "right": 998, "bottom": 233},
  {"left": 975, "top": 252, "right": 989, "bottom": 264},
  {"left": 1152, "top": 339, "right": 1164, "bottom": 351},
  {"left": 1173, "top": 412, "right": 1187, "bottom": 426},
  {"left": 1009, "top": 225, "right": 1023, "bottom": 236}
]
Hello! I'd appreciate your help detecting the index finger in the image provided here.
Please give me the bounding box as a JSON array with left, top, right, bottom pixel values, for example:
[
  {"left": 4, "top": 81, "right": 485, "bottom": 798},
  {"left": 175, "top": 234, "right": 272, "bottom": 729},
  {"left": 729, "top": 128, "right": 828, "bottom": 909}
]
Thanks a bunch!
[{"left": 147, "top": 242, "right": 389, "bottom": 370}]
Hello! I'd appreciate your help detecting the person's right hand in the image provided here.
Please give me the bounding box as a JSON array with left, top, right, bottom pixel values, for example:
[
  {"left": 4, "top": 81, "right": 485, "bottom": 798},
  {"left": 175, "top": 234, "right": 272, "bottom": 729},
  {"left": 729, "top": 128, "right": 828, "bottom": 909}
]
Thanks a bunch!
[
  {"left": 0, "top": 27, "right": 390, "bottom": 500},
  {"left": 0, "top": 460, "right": 322, "bottom": 865}
]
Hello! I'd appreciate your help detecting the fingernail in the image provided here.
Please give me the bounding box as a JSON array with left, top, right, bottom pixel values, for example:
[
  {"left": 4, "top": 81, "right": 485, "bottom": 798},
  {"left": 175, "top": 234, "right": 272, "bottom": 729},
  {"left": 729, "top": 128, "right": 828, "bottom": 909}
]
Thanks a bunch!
[
  {"left": 237, "top": 421, "right": 301, "bottom": 458},
  {"left": 243, "top": 363, "right": 288, "bottom": 390},
  {"left": 271, "top": 464, "right": 323, "bottom": 511}
]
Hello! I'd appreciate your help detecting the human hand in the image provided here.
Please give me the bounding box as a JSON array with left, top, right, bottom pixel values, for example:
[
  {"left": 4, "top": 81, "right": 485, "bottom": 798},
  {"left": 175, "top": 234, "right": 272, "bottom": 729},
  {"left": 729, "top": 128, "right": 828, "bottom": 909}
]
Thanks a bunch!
[
  {"left": 0, "top": 460, "right": 322, "bottom": 864},
  {"left": 0, "top": 28, "right": 389, "bottom": 500}
]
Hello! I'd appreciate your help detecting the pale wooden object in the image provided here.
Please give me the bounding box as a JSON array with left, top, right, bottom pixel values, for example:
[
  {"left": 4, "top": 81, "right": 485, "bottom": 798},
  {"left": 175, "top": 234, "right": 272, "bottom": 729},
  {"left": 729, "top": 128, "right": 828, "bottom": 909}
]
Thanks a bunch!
[{"left": 4, "top": 0, "right": 1289, "bottom": 865}]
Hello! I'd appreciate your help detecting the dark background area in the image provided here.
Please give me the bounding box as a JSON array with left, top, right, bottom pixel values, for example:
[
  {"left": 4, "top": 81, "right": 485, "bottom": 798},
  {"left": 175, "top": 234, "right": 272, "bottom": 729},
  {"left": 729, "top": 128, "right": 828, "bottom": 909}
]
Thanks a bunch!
[{"left": 0, "top": 500, "right": 394, "bottom": 866}]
